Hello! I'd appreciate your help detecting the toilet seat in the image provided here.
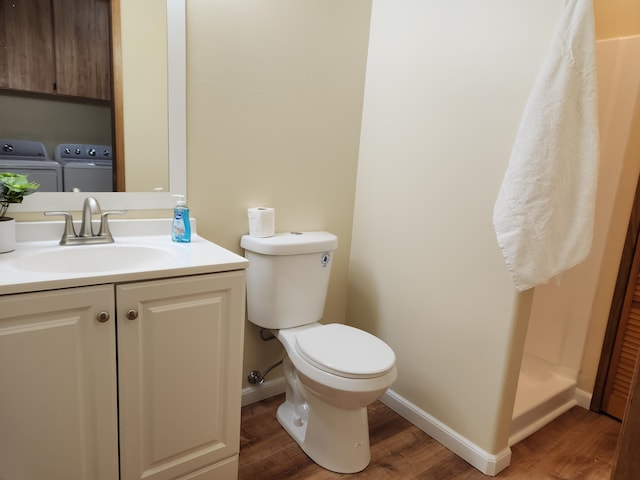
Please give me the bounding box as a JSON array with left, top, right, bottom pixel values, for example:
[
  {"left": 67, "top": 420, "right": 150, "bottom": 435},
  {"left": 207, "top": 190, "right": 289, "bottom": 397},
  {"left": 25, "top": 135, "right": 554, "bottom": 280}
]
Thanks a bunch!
[{"left": 295, "top": 324, "right": 395, "bottom": 379}]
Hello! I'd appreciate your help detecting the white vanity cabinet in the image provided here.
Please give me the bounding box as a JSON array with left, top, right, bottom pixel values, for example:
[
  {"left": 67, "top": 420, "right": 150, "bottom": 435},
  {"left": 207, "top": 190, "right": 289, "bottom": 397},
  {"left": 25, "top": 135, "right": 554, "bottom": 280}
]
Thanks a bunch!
[
  {"left": 117, "top": 271, "right": 245, "bottom": 480},
  {"left": 0, "top": 285, "right": 119, "bottom": 480},
  {"left": 0, "top": 270, "right": 245, "bottom": 480}
]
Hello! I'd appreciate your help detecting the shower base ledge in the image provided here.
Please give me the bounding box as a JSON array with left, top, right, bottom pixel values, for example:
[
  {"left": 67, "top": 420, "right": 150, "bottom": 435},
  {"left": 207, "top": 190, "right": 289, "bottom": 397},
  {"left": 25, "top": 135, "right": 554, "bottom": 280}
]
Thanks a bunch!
[{"left": 509, "top": 360, "right": 577, "bottom": 446}]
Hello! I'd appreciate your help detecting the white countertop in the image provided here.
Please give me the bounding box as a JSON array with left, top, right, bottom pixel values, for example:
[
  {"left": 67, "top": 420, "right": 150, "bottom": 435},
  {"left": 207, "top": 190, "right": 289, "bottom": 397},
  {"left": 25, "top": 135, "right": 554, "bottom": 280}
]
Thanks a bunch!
[{"left": 1, "top": 219, "right": 249, "bottom": 295}]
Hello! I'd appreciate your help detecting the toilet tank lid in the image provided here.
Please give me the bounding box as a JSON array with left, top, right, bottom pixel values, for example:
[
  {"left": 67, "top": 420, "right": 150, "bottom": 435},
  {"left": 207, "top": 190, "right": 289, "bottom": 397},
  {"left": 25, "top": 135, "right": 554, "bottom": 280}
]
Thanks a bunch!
[{"left": 241, "top": 231, "right": 338, "bottom": 255}]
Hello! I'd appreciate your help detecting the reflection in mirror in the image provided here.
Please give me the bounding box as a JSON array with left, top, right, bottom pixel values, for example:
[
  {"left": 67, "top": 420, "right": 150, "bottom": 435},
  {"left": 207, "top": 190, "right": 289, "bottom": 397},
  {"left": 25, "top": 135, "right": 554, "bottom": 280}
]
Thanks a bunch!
[
  {"left": 8, "top": 0, "right": 185, "bottom": 212},
  {"left": 0, "top": 0, "right": 171, "bottom": 194},
  {"left": 116, "top": 0, "right": 169, "bottom": 193},
  {"left": 0, "top": 0, "right": 113, "bottom": 191}
]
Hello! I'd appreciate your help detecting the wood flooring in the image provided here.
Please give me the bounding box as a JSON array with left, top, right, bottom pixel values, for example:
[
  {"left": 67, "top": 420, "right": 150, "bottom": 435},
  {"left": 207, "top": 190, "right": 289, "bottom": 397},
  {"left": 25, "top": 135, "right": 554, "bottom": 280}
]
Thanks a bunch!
[{"left": 239, "top": 394, "right": 621, "bottom": 480}]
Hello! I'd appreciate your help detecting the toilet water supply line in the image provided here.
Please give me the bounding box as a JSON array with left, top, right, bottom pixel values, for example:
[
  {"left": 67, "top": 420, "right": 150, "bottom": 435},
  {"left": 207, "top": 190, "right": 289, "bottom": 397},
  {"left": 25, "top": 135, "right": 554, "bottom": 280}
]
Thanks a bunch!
[
  {"left": 248, "top": 328, "right": 283, "bottom": 385},
  {"left": 248, "top": 359, "right": 283, "bottom": 385}
]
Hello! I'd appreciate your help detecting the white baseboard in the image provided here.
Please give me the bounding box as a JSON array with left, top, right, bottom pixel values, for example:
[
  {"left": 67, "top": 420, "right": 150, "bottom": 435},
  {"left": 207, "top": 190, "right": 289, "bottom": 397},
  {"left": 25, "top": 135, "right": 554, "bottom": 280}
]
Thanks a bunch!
[
  {"left": 241, "top": 377, "right": 286, "bottom": 407},
  {"left": 574, "top": 388, "right": 592, "bottom": 409},
  {"left": 380, "top": 389, "right": 511, "bottom": 476}
]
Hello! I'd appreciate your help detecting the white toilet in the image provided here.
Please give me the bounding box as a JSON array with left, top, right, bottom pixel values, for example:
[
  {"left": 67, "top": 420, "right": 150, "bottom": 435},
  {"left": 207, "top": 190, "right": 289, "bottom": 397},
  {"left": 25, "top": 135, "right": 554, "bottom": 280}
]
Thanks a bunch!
[{"left": 241, "top": 231, "right": 397, "bottom": 473}]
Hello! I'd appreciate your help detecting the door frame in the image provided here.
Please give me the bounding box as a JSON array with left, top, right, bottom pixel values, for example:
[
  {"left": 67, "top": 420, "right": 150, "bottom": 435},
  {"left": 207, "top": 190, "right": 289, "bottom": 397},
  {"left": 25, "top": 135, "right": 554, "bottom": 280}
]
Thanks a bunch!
[{"left": 592, "top": 173, "right": 640, "bottom": 412}]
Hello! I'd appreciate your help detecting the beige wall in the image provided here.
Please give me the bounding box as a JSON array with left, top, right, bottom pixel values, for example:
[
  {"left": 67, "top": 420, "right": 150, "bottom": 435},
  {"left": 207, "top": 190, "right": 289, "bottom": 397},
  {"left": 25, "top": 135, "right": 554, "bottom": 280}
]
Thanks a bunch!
[
  {"left": 348, "top": 0, "right": 564, "bottom": 455},
  {"left": 185, "top": 0, "right": 372, "bottom": 385},
  {"left": 120, "top": 0, "right": 169, "bottom": 192}
]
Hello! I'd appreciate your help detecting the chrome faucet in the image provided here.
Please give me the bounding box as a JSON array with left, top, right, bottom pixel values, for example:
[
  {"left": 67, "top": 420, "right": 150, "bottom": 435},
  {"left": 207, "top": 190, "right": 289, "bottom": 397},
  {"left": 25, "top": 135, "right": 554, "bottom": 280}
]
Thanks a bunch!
[
  {"left": 79, "top": 196, "right": 101, "bottom": 237},
  {"left": 45, "top": 197, "right": 127, "bottom": 245}
]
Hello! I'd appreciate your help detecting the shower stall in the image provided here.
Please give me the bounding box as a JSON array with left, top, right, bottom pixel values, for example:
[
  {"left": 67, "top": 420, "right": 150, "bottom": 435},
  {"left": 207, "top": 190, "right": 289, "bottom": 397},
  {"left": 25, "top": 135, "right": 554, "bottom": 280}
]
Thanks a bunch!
[{"left": 510, "top": 34, "right": 640, "bottom": 446}]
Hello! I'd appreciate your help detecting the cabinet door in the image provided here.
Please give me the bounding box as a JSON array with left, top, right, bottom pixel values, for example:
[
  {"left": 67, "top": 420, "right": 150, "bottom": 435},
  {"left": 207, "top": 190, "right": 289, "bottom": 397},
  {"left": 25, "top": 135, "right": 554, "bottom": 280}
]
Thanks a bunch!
[
  {"left": 0, "top": 285, "right": 119, "bottom": 480},
  {"left": 0, "top": 0, "right": 56, "bottom": 93},
  {"left": 117, "top": 272, "right": 246, "bottom": 480},
  {"left": 53, "top": 0, "right": 112, "bottom": 100}
]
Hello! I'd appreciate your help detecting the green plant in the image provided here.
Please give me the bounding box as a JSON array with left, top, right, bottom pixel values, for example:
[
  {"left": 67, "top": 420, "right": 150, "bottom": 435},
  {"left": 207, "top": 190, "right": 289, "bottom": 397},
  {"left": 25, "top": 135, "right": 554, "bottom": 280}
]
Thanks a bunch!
[{"left": 0, "top": 172, "right": 40, "bottom": 219}]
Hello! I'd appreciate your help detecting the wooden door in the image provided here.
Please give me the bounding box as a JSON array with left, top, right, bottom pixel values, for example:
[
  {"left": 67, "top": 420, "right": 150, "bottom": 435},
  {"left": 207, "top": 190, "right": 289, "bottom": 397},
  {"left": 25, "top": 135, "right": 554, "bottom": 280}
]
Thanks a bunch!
[
  {"left": 612, "top": 351, "right": 640, "bottom": 479},
  {"left": 116, "top": 272, "right": 246, "bottom": 480},
  {"left": 0, "top": 285, "right": 119, "bottom": 480},
  {"left": 593, "top": 170, "right": 640, "bottom": 420},
  {"left": 602, "top": 238, "right": 640, "bottom": 419}
]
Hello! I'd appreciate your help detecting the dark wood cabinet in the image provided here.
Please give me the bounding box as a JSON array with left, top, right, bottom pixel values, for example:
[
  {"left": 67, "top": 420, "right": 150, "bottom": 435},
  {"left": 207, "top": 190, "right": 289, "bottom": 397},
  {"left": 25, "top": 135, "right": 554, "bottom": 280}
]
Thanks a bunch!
[
  {"left": 0, "top": 0, "right": 56, "bottom": 94},
  {"left": 0, "top": 0, "right": 111, "bottom": 101},
  {"left": 53, "top": 0, "right": 111, "bottom": 100}
]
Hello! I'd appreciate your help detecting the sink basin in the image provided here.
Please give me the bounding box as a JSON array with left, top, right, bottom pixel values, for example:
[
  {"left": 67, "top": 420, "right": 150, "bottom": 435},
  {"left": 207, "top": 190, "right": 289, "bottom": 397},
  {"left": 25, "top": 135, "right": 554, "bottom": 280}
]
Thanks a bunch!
[
  {"left": 2, "top": 218, "right": 249, "bottom": 295},
  {"left": 15, "top": 243, "right": 184, "bottom": 274}
]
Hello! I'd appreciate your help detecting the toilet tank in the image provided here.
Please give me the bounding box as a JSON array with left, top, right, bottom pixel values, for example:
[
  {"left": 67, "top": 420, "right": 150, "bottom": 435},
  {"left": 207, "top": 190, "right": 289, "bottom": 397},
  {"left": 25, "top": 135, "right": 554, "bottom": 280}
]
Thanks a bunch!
[{"left": 240, "top": 231, "right": 338, "bottom": 329}]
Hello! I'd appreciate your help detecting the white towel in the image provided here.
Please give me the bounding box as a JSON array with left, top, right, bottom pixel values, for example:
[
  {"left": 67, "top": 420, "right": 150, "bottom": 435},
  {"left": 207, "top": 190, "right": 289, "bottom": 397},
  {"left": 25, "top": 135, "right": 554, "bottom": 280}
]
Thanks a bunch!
[{"left": 493, "top": 0, "right": 599, "bottom": 292}]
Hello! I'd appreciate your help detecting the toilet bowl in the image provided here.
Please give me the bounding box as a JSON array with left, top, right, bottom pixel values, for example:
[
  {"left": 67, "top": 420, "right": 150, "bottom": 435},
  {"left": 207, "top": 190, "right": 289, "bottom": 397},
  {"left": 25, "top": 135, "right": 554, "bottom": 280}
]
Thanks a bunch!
[
  {"left": 241, "top": 231, "right": 397, "bottom": 473},
  {"left": 274, "top": 323, "right": 396, "bottom": 473}
]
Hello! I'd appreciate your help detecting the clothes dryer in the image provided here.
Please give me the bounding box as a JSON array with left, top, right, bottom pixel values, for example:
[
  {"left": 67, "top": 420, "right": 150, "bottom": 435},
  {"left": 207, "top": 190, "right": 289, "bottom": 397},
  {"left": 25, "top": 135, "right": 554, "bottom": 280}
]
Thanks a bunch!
[
  {"left": 55, "top": 144, "right": 113, "bottom": 192},
  {"left": 0, "top": 139, "right": 63, "bottom": 192}
]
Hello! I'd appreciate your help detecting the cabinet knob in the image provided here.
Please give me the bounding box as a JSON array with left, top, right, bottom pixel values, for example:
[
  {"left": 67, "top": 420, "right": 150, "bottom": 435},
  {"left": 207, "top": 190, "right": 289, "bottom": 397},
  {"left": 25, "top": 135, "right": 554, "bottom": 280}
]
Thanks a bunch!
[
  {"left": 126, "top": 309, "right": 138, "bottom": 320},
  {"left": 97, "top": 311, "right": 110, "bottom": 323}
]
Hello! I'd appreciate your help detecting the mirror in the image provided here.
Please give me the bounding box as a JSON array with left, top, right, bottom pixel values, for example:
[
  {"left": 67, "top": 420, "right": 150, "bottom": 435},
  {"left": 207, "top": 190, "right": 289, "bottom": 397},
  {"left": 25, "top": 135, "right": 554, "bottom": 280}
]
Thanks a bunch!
[{"left": 18, "top": 0, "right": 185, "bottom": 212}]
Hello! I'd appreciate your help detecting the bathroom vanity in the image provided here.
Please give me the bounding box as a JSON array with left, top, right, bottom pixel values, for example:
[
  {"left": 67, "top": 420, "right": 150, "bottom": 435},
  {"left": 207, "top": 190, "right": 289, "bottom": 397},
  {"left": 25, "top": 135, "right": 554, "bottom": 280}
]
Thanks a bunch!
[{"left": 0, "top": 219, "right": 248, "bottom": 480}]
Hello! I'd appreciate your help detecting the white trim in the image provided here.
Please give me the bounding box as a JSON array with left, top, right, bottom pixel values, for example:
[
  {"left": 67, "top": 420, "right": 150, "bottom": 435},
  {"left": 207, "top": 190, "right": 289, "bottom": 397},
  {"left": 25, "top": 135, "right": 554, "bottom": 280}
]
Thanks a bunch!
[
  {"left": 166, "top": 0, "right": 187, "bottom": 199},
  {"left": 380, "top": 389, "right": 511, "bottom": 476},
  {"left": 241, "top": 377, "right": 286, "bottom": 407},
  {"left": 574, "top": 388, "right": 592, "bottom": 410}
]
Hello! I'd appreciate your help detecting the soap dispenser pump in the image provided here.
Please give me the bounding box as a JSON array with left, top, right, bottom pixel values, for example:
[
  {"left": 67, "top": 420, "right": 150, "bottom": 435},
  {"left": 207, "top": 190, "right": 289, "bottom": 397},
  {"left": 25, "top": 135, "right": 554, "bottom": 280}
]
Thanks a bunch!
[{"left": 172, "top": 195, "right": 191, "bottom": 243}]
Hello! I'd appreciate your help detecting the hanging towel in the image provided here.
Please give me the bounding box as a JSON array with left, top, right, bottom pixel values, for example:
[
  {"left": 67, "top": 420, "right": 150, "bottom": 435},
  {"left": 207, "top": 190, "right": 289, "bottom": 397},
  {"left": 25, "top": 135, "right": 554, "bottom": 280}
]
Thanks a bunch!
[{"left": 493, "top": 0, "right": 599, "bottom": 292}]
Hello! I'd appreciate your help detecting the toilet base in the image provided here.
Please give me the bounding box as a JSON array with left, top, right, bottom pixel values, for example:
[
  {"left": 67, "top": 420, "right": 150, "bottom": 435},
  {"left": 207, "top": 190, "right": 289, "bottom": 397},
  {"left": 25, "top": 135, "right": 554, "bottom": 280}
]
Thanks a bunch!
[{"left": 276, "top": 393, "right": 371, "bottom": 473}]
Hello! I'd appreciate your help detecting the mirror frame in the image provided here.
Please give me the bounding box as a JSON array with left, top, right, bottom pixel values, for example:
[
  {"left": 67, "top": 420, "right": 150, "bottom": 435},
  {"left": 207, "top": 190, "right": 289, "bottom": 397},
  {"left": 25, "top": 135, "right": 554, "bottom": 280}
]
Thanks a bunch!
[{"left": 17, "top": 0, "right": 186, "bottom": 213}]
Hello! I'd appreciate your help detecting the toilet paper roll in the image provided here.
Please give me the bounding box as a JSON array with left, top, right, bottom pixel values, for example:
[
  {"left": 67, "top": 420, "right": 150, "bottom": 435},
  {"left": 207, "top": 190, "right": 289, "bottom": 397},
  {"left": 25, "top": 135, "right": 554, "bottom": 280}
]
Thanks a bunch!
[{"left": 248, "top": 207, "right": 275, "bottom": 237}]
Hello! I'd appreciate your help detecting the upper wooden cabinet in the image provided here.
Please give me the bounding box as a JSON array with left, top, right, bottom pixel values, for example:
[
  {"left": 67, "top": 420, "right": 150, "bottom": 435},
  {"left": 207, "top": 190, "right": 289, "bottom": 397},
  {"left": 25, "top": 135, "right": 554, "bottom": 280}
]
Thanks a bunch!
[
  {"left": 0, "top": 0, "right": 111, "bottom": 101},
  {"left": 0, "top": 0, "right": 56, "bottom": 94},
  {"left": 53, "top": 0, "right": 111, "bottom": 100}
]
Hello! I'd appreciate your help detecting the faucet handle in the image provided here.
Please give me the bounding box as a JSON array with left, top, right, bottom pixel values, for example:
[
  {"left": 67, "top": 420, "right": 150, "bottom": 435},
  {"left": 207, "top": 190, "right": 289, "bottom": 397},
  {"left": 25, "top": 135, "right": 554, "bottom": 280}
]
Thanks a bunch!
[
  {"left": 98, "top": 210, "right": 127, "bottom": 241},
  {"left": 44, "top": 211, "right": 77, "bottom": 244}
]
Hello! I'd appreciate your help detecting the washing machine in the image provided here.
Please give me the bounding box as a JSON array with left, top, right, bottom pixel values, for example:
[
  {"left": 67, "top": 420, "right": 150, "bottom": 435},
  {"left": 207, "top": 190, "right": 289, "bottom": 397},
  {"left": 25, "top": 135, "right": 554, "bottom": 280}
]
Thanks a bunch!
[
  {"left": 0, "top": 139, "right": 63, "bottom": 192},
  {"left": 55, "top": 144, "right": 114, "bottom": 192}
]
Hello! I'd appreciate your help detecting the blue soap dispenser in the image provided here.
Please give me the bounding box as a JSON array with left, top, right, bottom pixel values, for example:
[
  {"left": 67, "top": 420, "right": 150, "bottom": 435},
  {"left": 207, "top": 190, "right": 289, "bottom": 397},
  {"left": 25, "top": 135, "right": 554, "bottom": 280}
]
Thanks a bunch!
[{"left": 172, "top": 195, "right": 191, "bottom": 243}]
